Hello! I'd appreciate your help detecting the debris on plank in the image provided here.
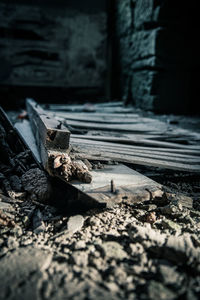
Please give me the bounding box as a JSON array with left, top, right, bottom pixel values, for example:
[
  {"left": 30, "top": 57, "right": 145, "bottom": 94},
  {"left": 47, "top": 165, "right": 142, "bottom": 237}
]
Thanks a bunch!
[{"left": 21, "top": 168, "right": 52, "bottom": 203}]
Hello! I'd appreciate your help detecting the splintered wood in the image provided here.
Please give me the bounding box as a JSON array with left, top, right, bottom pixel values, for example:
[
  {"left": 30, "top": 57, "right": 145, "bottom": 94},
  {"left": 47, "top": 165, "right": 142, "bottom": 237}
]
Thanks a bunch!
[
  {"left": 25, "top": 99, "right": 92, "bottom": 183},
  {"left": 48, "top": 102, "right": 200, "bottom": 173}
]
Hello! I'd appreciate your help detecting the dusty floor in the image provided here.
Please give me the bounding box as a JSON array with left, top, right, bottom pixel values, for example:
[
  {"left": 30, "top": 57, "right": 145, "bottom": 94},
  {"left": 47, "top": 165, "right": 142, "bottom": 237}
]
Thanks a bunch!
[{"left": 0, "top": 108, "right": 200, "bottom": 300}]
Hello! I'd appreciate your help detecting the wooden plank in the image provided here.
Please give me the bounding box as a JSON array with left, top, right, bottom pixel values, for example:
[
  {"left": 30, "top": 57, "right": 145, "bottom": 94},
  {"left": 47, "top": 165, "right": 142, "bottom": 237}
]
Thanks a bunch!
[
  {"left": 95, "top": 102, "right": 124, "bottom": 107},
  {"left": 70, "top": 163, "right": 163, "bottom": 207},
  {"left": 15, "top": 120, "right": 42, "bottom": 164},
  {"left": 26, "top": 98, "right": 71, "bottom": 151},
  {"left": 47, "top": 105, "right": 135, "bottom": 114},
  {"left": 16, "top": 120, "right": 163, "bottom": 207},
  {"left": 0, "top": 106, "right": 39, "bottom": 167},
  {"left": 57, "top": 119, "right": 167, "bottom": 133},
  {"left": 71, "top": 134, "right": 200, "bottom": 152},
  {"left": 72, "top": 144, "right": 200, "bottom": 172},
  {"left": 50, "top": 111, "right": 163, "bottom": 124},
  {"left": 26, "top": 99, "right": 74, "bottom": 181},
  {"left": 24, "top": 103, "right": 94, "bottom": 184},
  {"left": 70, "top": 137, "right": 200, "bottom": 162}
]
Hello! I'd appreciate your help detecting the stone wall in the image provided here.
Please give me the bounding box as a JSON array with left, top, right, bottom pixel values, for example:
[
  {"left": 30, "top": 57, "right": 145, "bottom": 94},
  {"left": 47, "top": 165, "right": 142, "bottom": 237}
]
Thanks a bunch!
[
  {"left": 115, "top": 0, "right": 199, "bottom": 113},
  {"left": 0, "top": 0, "right": 108, "bottom": 104}
]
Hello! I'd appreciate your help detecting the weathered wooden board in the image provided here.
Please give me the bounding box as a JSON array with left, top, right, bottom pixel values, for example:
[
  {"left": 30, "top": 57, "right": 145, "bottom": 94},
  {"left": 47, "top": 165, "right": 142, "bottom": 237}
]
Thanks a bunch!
[
  {"left": 24, "top": 100, "right": 200, "bottom": 173},
  {"left": 72, "top": 144, "right": 200, "bottom": 172},
  {"left": 47, "top": 105, "right": 135, "bottom": 114},
  {"left": 0, "top": 106, "right": 39, "bottom": 167},
  {"left": 70, "top": 137, "right": 200, "bottom": 162},
  {"left": 15, "top": 120, "right": 42, "bottom": 164},
  {"left": 15, "top": 119, "right": 162, "bottom": 207},
  {"left": 26, "top": 99, "right": 71, "bottom": 151},
  {"left": 71, "top": 134, "right": 200, "bottom": 152},
  {"left": 51, "top": 111, "right": 163, "bottom": 124},
  {"left": 53, "top": 118, "right": 167, "bottom": 133},
  {"left": 71, "top": 163, "right": 163, "bottom": 207},
  {"left": 26, "top": 99, "right": 72, "bottom": 180}
]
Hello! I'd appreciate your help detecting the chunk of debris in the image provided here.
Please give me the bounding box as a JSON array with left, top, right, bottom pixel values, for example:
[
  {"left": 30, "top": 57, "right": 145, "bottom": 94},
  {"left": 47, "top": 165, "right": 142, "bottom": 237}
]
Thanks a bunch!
[
  {"left": 100, "top": 241, "right": 127, "bottom": 260},
  {"left": 32, "top": 209, "right": 45, "bottom": 234},
  {"left": 163, "top": 192, "right": 193, "bottom": 209},
  {"left": 0, "top": 209, "right": 15, "bottom": 227},
  {"left": 21, "top": 168, "right": 52, "bottom": 203},
  {"left": 67, "top": 215, "right": 84, "bottom": 234},
  {"left": 145, "top": 212, "right": 156, "bottom": 224},
  {"left": 49, "top": 153, "right": 92, "bottom": 183}
]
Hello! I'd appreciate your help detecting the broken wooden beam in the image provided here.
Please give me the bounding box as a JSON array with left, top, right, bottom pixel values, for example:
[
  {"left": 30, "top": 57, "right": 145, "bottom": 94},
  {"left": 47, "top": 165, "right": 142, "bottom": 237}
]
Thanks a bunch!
[
  {"left": 25, "top": 99, "right": 92, "bottom": 183},
  {"left": 26, "top": 98, "right": 71, "bottom": 151}
]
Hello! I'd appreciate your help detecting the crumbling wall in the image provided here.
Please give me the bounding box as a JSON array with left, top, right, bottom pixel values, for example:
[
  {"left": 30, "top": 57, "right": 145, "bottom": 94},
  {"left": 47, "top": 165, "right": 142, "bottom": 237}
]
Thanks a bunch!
[
  {"left": 115, "top": 0, "right": 199, "bottom": 113},
  {"left": 0, "top": 0, "right": 107, "bottom": 104}
]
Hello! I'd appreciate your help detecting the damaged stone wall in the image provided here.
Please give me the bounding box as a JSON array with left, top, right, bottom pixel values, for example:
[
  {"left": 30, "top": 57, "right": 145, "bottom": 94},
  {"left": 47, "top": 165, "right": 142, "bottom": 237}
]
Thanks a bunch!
[
  {"left": 115, "top": 0, "right": 199, "bottom": 113},
  {"left": 0, "top": 0, "right": 108, "bottom": 103}
]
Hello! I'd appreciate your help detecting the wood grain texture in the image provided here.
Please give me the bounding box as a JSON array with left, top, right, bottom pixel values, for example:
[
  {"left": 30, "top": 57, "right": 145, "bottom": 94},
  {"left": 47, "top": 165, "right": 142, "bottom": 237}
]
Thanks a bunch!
[
  {"left": 26, "top": 99, "right": 70, "bottom": 151},
  {"left": 72, "top": 145, "right": 200, "bottom": 172},
  {"left": 70, "top": 163, "right": 163, "bottom": 207},
  {"left": 70, "top": 137, "right": 200, "bottom": 162}
]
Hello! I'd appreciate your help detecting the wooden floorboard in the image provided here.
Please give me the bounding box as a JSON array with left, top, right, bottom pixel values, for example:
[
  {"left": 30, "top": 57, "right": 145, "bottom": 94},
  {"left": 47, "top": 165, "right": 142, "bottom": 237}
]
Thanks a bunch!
[
  {"left": 70, "top": 163, "right": 163, "bottom": 207},
  {"left": 71, "top": 135, "right": 200, "bottom": 153},
  {"left": 71, "top": 138, "right": 200, "bottom": 162},
  {"left": 72, "top": 145, "right": 200, "bottom": 172}
]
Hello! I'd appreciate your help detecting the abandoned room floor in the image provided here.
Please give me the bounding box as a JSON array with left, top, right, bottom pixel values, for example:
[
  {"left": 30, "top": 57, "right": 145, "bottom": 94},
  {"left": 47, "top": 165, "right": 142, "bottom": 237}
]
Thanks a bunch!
[{"left": 0, "top": 102, "right": 200, "bottom": 300}]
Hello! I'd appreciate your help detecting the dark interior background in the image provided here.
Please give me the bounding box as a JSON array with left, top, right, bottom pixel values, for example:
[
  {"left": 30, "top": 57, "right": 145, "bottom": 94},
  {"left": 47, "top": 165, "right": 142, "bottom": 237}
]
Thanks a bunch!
[
  {"left": 0, "top": 0, "right": 199, "bottom": 114},
  {"left": 0, "top": 0, "right": 109, "bottom": 108}
]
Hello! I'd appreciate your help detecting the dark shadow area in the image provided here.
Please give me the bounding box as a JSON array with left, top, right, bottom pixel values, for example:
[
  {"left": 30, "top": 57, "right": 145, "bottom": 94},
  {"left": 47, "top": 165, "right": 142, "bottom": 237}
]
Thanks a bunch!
[
  {"left": 114, "top": 0, "right": 200, "bottom": 114},
  {"left": 0, "top": 0, "right": 109, "bottom": 109}
]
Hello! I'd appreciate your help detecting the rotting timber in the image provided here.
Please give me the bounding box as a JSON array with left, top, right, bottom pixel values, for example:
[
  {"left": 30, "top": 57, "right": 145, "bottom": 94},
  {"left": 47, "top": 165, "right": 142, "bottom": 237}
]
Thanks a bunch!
[{"left": 26, "top": 99, "right": 92, "bottom": 184}]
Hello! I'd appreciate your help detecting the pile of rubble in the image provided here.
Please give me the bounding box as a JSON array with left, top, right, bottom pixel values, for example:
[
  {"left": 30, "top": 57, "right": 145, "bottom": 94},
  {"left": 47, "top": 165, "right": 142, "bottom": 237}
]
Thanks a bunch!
[
  {"left": 1, "top": 187, "right": 200, "bottom": 300},
  {"left": 1, "top": 104, "right": 200, "bottom": 300}
]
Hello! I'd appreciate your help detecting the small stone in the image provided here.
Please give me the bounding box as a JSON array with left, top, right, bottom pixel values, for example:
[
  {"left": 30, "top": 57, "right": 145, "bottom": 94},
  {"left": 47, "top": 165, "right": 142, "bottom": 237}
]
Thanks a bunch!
[
  {"left": 33, "top": 209, "right": 45, "bottom": 234},
  {"left": 105, "top": 282, "right": 119, "bottom": 293},
  {"left": 0, "top": 202, "right": 14, "bottom": 212},
  {"left": 7, "top": 236, "right": 19, "bottom": 249},
  {"left": 67, "top": 215, "right": 84, "bottom": 234},
  {"left": 161, "top": 219, "right": 181, "bottom": 231},
  {"left": 129, "top": 243, "right": 144, "bottom": 256},
  {"left": 100, "top": 241, "right": 127, "bottom": 260},
  {"left": 146, "top": 212, "right": 156, "bottom": 224},
  {"left": 71, "top": 251, "right": 88, "bottom": 267},
  {"left": 20, "top": 236, "right": 33, "bottom": 246},
  {"left": 89, "top": 216, "right": 101, "bottom": 227},
  {"left": 148, "top": 281, "right": 176, "bottom": 300},
  {"left": 158, "top": 264, "right": 182, "bottom": 286},
  {"left": 74, "top": 240, "right": 86, "bottom": 250},
  {"left": 11, "top": 225, "right": 23, "bottom": 237}
]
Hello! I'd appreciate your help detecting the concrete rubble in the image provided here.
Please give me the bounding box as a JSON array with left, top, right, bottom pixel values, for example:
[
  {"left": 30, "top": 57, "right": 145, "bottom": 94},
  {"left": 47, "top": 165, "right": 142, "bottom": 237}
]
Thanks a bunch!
[
  {"left": 1, "top": 175, "right": 200, "bottom": 299},
  {"left": 1, "top": 107, "right": 200, "bottom": 299}
]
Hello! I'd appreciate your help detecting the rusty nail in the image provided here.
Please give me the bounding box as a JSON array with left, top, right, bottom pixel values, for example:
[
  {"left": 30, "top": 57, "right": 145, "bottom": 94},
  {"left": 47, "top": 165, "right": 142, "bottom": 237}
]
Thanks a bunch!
[{"left": 111, "top": 179, "right": 115, "bottom": 193}]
